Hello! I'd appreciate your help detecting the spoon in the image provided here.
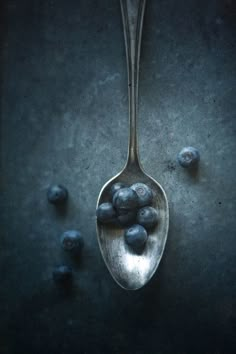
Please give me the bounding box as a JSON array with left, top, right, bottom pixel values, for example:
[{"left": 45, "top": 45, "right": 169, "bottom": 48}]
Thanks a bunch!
[{"left": 96, "top": 0, "right": 169, "bottom": 290}]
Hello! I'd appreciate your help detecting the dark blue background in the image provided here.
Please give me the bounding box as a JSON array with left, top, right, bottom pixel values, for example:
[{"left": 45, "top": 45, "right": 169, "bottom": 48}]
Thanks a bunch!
[{"left": 1, "top": 0, "right": 235, "bottom": 353}]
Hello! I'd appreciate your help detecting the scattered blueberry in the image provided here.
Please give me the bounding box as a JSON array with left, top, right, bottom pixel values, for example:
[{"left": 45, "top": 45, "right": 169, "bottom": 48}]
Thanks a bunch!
[
  {"left": 112, "top": 187, "right": 139, "bottom": 213},
  {"left": 177, "top": 147, "right": 200, "bottom": 168},
  {"left": 110, "top": 182, "right": 127, "bottom": 199},
  {"left": 137, "top": 206, "right": 159, "bottom": 229},
  {"left": 117, "top": 210, "right": 137, "bottom": 227},
  {"left": 131, "top": 182, "right": 153, "bottom": 207},
  {"left": 124, "top": 224, "right": 148, "bottom": 252},
  {"left": 96, "top": 202, "right": 117, "bottom": 223},
  {"left": 47, "top": 184, "right": 68, "bottom": 204},
  {"left": 61, "top": 230, "right": 84, "bottom": 254},
  {"left": 52, "top": 265, "right": 73, "bottom": 283}
]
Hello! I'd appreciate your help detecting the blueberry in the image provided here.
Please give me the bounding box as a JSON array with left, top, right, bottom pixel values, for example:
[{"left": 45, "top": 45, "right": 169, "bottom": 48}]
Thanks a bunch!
[
  {"left": 47, "top": 184, "right": 68, "bottom": 204},
  {"left": 52, "top": 265, "right": 73, "bottom": 283},
  {"left": 110, "top": 182, "right": 127, "bottom": 199},
  {"left": 124, "top": 224, "right": 148, "bottom": 251},
  {"left": 117, "top": 210, "right": 137, "bottom": 227},
  {"left": 177, "top": 147, "right": 200, "bottom": 168},
  {"left": 112, "top": 188, "right": 139, "bottom": 213},
  {"left": 61, "top": 230, "right": 84, "bottom": 254},
  {"left": 137, "top": 206, "right": 159, "bottom": 229},
  {"left": 96, "top": 202, "right": 117, "bottom": 223},
  {"left": 131, "top": 182, "right": 153, "bottom": 207}
]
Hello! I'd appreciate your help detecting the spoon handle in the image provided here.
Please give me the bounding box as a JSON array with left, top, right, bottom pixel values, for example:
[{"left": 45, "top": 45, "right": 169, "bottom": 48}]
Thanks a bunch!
[{"left": 120, "top": 0, "right": 146, "bottom": 168}]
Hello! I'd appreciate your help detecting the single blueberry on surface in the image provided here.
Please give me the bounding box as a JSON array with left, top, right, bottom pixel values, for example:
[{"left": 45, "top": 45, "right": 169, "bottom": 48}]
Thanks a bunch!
[
  {"left": 112, "top": 187, "right": 139, "bottom": 213},
  {"left": 53, "top": 265, "right": 72, "bottom": 283},
  {"left": 177, "top": 147, "right": 200, "bottom": 168},
  {"left": 47, "top": 184, "right": 68, "bottom": 204},
  {"left": 137, "top": 206, "right": 159, "bottom": 229},
  {"left": 117, "top": 210, "right": 137, "bottom": 227},
  {"left": 131, "top": 182, "right": 153, "bottom": 207},
  {"left": 61, "top": 230, "right": 84, "bottom": 254},
  {"left": 96, "top": 202, "right": 117, "bottom": 223},
  {"left": 124, "top": 224, "right": 148, "bottom": 252},
  {"left": 110, "top": 182, "right": 127, "bottom": 199}
]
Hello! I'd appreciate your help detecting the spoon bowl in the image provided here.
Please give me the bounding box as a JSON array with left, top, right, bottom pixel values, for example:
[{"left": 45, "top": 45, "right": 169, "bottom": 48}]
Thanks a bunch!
[
  {"left": 96, "top": 0, "right": 169, "bottom": 290},
  {"left": 96, "top": 163, "right": 169, "bottom": 290}
]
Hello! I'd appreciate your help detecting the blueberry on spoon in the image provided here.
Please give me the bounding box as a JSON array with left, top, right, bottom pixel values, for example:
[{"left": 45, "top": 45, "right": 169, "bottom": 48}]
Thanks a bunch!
[
  {"left": 124, "top": 224, "right": 148, "bottom": 252},
  {"left": 131, "top": 182, "right": 153, "bottom": 207},
  {"left": 137, "top": 206, "right": 159, "bottom": 230},
  {"left": 112, "top": 187, "right": 139, "bottom": 214},
  {"left": 96, "top": 202, "right": 117, "bottom": 224},
  {"left": 110, "top": 182, "right": 127, "bottom": 199}
]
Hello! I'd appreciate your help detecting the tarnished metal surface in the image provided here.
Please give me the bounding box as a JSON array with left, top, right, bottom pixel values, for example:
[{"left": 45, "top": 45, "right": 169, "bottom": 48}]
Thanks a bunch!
[{"left": 96, "top": 0, "right": 169, "bottom": 290}]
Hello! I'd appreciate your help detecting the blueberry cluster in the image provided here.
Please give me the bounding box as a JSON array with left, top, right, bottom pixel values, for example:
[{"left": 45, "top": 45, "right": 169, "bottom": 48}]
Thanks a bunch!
[{"left": 96, "top": 182, "right": 159, "bottom": 252}]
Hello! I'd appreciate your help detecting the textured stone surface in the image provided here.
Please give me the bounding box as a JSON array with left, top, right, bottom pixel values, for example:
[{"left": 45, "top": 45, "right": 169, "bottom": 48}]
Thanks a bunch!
[{"left": 0, "top": 0, "right": 235, "bottom": 353}]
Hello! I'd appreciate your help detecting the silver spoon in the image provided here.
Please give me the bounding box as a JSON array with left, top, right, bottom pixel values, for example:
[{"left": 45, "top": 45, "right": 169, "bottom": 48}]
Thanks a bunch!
[{"left": 96, "top": 0, "right": 169, "bottom": 290}]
